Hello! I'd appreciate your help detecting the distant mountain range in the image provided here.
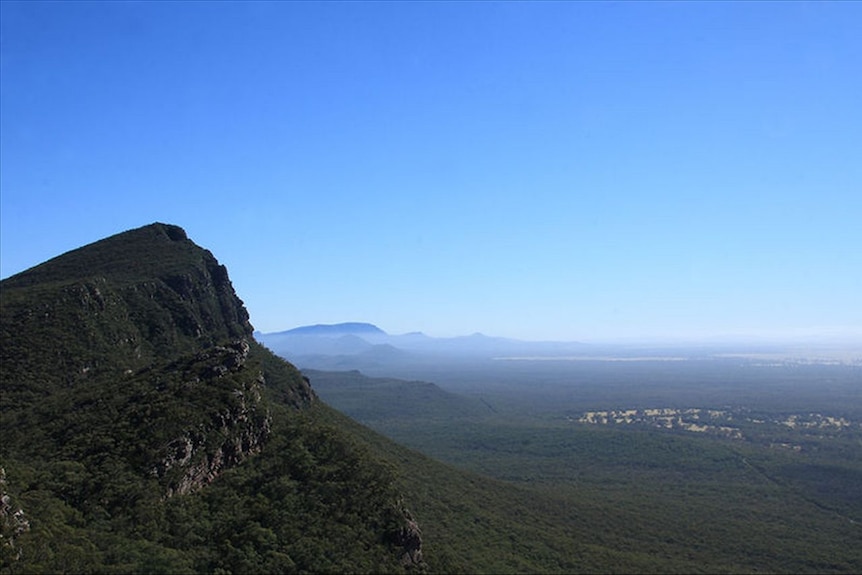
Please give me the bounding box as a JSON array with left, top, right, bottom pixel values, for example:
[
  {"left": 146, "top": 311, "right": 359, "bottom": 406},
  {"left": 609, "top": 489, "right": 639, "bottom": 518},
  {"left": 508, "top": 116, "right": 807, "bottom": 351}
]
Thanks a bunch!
[
  {"left": 0, "top": 224, "right": 426, "bottom": 572},
  {"left": 8, "top": 223, "right": 666, "bottom": 573},
  {"left": 259, "top": 322, "right": 862, "bottom": 371},
  {"left": 278, "top": 322, "right": 387, "bottom": 337},
  {"left": 256, "top": 322, "right": 591, "bottom": 370},
  {"left": 6, "top": 223, "right": 856, "bottom": 573}
]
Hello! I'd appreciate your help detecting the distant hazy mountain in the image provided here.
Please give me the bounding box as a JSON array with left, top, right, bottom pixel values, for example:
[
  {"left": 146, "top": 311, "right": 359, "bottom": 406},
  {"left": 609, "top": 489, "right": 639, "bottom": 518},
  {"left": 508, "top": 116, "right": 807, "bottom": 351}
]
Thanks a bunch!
[
  {"left": 0, "top": 223, "right": 423, "bottom": 572},
  {"left": 274, "top": 322, "right": 388, "bottom": 337},
  {"left": 258, "top": 323, "right": 591, "bottom": 368},
  {"left": 9, "top": 224, "right": 854, "bottom": 574},
  {"left": 8, "top": 224, "right": 629, "bottom": 573},
  {"left": 258, "top": 323, "right": 389, "bottom": 358}
]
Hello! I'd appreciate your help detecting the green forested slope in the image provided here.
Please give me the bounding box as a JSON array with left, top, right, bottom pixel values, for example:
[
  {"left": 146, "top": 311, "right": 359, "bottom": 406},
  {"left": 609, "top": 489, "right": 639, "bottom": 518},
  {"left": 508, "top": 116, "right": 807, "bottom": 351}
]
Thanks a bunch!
[
  {"left": 0, "top": 224, "right": 418, "bottom": 573},
  {"left": 4, "top": 223, "right": 858, "bottom": 574},
  {"left": 306, "top": 367, "right": 862, "bottom": 574}
]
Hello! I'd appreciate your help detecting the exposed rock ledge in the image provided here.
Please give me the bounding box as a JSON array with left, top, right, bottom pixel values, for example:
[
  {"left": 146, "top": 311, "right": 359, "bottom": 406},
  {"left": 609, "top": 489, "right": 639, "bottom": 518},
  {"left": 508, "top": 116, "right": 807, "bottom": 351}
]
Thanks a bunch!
[
  {"left": 389, "top": 499, "right": 425, "bottom": 570},
  {"left": 151, "top": 339, "right": 272, "bottom": 496},
  {"left": 0, "top": 468, "right": 30, "bottom": 564}
]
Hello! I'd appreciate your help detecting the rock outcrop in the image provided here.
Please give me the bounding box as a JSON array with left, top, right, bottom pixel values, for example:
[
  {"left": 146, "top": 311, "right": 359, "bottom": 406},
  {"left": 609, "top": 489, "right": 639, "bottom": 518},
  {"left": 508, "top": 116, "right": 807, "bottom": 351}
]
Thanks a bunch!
[
  {"left": 149, "top": 339, "right": 273, "bottom": 496},
  {"left": 388, "top": 498, "right": 425, "bottom": 570},
  {"left": 0, "top": 223, "right": 423, "bottom": 573},
  {"left": 0, "top": 223, "right": 257, "bottom": 394},
  {"left": 0, "top": 468, "right": 30, "bottom": 565}
]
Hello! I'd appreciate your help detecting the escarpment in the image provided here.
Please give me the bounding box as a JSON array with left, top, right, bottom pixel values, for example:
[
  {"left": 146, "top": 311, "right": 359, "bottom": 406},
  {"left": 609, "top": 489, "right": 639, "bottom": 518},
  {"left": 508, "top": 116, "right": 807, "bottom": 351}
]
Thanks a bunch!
[
  {"left": 0, "top": 224, "right": 255, "bottom": 388},
  {"left": 0, "top": 223, "right": 423, "bottom": 573},
  {"left": 0, "top": 468, "right": 30, "bottom": 566},
  {"left": 0, "top": 225, "right": 301, "bottom": 498},
  {"left": 148, "top": 339, "right": 273, "bottom": 497}
]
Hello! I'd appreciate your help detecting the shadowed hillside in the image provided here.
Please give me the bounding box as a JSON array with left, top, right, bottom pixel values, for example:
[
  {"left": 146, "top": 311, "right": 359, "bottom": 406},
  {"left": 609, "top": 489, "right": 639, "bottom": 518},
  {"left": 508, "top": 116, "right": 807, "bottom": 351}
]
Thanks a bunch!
[
  {"left": 4, "top": 223, "right": 859, "bottom": 574},
  {"left": 0, "top": 223, "right": 421, "bottom": 573},
  {"left": 0, "top": 223, "right": 652, "bottom": 574}
]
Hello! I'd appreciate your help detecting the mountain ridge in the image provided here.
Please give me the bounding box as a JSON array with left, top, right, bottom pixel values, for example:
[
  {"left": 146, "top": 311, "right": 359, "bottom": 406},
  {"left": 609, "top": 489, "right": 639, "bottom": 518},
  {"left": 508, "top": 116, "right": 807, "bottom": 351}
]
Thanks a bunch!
[
  {"left": 7, "top": 223, "right": 682, "bottom": 574},
  {"left": 258, "top": 322, "right": 591, "bottom": 370},
  {"left": 8, "top": 223, "right": 846, "bottom": 574},
  {"left": 3, "top": 222, "right": 652, "bottom": 574},
  {"left": 0, "top": 223, "right": 424, "bottom": 572}
]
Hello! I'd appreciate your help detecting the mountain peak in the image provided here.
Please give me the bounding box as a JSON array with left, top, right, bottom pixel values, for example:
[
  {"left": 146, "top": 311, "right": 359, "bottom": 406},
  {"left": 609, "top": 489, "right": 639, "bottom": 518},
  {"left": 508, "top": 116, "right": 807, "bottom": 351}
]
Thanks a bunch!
[
  {"left": 1, "top": 222, "right": 254, "bottom": 376},
  {"left": 277, "top": 322, "right": 387, "bottom": 337},
  {"left": 4, "top": 222, "right": 205, "bottom": 288},
  {"left": 0, "top": 223, "right": 425, "bottom": 572}
]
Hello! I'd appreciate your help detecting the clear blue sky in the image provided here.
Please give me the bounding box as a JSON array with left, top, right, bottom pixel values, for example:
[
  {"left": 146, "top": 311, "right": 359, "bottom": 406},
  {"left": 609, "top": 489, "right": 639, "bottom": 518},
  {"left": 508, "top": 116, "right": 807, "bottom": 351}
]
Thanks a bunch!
[{"left": 2, "top": 1, "right": 860, "bottom": 342}]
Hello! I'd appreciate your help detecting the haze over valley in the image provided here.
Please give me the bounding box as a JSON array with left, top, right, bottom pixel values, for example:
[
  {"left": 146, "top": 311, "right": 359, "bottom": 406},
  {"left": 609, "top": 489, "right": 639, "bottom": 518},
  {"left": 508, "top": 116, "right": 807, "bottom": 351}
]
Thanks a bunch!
[
  {"left": 2, "top": 1, "right": 861, "bottom": 572},
  {"left": 3, "top": 1, "right": 861, "bottom": 345},
  {"left": 3, "top": 224, "right": 861, "bottom": 573},
  {"left": 257, "top": 321, "right": 862, "bottom": 371}
]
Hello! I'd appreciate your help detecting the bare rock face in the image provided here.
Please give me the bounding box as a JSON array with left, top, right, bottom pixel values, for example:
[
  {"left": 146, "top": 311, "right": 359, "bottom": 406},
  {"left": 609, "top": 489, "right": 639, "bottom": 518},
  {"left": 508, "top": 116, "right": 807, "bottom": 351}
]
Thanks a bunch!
[
  {"left": 150, "top": 339, "right": 273, "bottom": 497},
  {"left": 388, "top": 499, "right": 425, "bottom": 570},
  {"left": 0, "top": 223, "right": 426, "bottom": 572},
  {"left": 197, "top": 338, "right": 251, "bottom": 377},
  {"left": 0, "top": 223, "right": 258, "bottom": 394},
  {"left": 0, "top": 222, "right": 314, "bottom": 502},
  {"left": 0, "top": 468, "right": 30, "bottom": 565}
]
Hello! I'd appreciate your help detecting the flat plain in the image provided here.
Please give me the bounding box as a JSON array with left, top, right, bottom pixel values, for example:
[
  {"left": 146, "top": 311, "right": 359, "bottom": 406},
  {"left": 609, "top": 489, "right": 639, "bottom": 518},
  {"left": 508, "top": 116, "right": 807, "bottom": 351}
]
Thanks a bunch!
[{"left": 304, "top": 354, "right": 862, "bottom": 573}]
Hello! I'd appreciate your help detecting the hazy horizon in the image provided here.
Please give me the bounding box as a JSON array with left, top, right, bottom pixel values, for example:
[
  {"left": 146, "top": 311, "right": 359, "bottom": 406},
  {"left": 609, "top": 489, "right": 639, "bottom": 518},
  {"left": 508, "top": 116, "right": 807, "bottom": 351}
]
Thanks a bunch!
[
  {"left": 2, "top": 2, "right": 860, "bottom": 343},
  {"left": 259, "top": 320, "right": 862, "bottom": 354}
]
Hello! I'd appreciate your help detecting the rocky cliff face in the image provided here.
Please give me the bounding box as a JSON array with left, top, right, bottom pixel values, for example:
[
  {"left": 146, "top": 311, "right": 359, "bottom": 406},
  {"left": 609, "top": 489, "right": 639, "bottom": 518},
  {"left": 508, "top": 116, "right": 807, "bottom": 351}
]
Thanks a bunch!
[
  {"left": 150, "top": 339, "right": 273, "bottom": 497},
  {"left": 0, "top": 224, "right": 314, "bottom": 498},
  {"left": 0, "top": 223, "right": 423, "bottom": 573},
  {"left": 391, "top": 502, "right": 424, "bottom": 568},
  {"left": 0, "top": 468, "right": 30, "bottom": 566},
  {"left": 1, "top": 224, "right": 255, "bottom": 386}
]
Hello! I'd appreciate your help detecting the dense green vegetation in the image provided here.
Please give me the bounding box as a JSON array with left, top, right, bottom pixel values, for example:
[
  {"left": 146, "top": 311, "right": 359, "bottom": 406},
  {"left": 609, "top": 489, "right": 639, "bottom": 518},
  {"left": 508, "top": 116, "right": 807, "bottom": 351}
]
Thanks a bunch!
[
  {"left": 310, "top": 366, "right": 862, "bottom": 573},
  {"left": 0, "top": 403, "right": 418, "bottom": 573},
  {"left": 0, "top": 224, "right": 417, "bottom": 573},
  {"left": 3, "top": 223, "right": 860, "bottom": 574}
]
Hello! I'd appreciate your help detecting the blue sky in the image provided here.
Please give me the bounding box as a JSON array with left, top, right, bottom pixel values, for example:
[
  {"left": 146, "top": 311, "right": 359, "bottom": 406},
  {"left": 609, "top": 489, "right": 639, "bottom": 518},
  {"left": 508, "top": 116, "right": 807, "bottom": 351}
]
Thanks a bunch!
[{"left": 1, "top": 1, "right": 860, "bottom": 342}]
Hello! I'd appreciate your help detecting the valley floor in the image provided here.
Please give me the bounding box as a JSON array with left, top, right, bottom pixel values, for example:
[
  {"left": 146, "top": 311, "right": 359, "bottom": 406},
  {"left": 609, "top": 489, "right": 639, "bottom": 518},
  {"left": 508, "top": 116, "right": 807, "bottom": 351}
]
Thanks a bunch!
[{"left": 305, "top": 360, "right": 862, "bottom": 573}]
